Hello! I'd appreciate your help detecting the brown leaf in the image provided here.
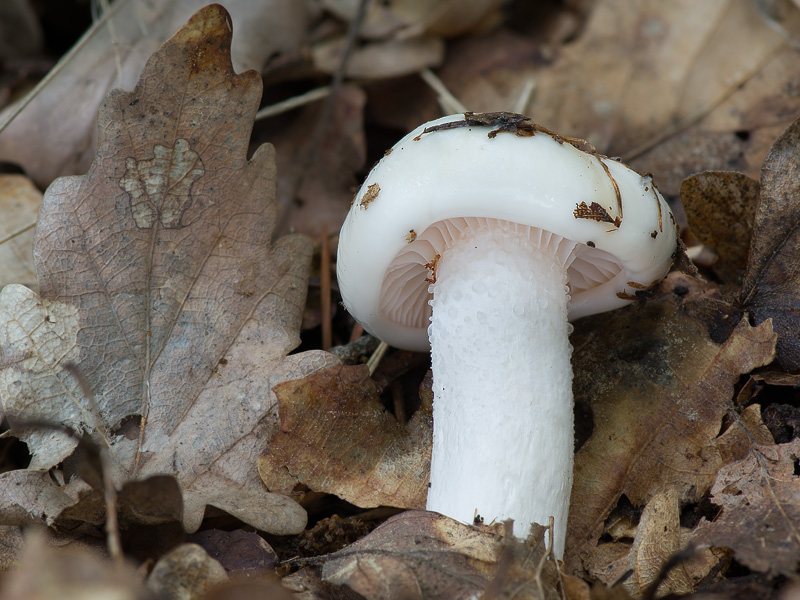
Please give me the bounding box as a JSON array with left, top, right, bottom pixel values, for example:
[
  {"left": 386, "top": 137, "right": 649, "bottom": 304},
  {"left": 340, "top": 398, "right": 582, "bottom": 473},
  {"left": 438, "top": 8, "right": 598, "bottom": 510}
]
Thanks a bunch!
[
  {"left": 0, "top": 0, "right": 307, "bottom": 189},
  {"left": 566, "top": 298, "right": 776, "bottom": 572},
  {"left": 741, "top": 117, "right": 800, "bottom": 371},
  {"left": 693, "top": 439, "right": 800, "bottom": 574},
  {"left": 0, "top": 5, "right": 336, "bottom": 535},
  {"left": 260, "top": 364, "right": 431, "bottom": 509},
  {"left": 0, "top": 174, "right": 39, "bottom": 292},
  {"left": 321, "top": 511, "right": 560, "bottom": 600},
  {"left": 680, "top": 171, "right": 759, "bottom": 283},
  {"left": 526, "top": 1, "right": 786, "bottom": 152}
]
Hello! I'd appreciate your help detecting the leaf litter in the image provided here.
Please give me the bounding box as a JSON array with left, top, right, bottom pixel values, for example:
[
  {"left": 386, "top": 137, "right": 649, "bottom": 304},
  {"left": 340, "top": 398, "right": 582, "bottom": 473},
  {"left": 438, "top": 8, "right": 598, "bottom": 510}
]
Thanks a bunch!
[{"left": 5, "top": 1, "right": 800, "bottom": 598}]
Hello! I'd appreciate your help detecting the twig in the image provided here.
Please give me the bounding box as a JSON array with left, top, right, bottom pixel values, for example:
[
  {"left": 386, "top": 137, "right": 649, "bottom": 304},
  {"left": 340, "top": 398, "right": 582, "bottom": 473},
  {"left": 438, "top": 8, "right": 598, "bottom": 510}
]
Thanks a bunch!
[
  {"left": 62, "top": 364, "right": 123, "bottom": 569},
  {"left": 419, "top": 68, "right": 468, "bottom": 114},
  {"left": 255, "top": 86, "right": 331, "bottom": 121},
  {"left": 366, "top": 341, "right": 389, "bottom": 375},
  {"left": 320, "top": 229, "right": 332, "bottom": 350},
  {"left": 392, "top": 380, "right": 406, "bottom": 423},
  {"left": 0, "top": 221, "right": 36, "bottom": 246}
]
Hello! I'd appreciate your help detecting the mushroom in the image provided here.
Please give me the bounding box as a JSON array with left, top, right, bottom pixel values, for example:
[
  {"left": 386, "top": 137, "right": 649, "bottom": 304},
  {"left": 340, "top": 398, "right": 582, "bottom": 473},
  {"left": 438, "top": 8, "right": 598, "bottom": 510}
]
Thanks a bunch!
[{"left": 336, "top": 112, "right": 676, "bottom": 558}]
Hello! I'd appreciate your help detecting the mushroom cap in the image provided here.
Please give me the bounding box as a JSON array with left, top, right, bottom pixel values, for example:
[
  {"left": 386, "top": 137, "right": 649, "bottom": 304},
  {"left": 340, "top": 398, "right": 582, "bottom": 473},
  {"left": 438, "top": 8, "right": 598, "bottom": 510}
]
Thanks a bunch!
[{"left": 337, "top": 113, "right": 677, "bottom": 352}]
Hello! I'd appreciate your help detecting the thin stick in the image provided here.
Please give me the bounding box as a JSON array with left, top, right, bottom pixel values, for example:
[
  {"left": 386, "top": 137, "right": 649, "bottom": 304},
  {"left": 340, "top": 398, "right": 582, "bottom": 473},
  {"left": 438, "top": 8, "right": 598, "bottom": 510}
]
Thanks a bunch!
[
  {"left": 392, "top": 380, "right": 406, "bottom": 423},
  {"left": 0, "top": 221, "right": 36, "bottom": 246},
  {"left": 97, "top": 0, "right": 123, "bottom": 87},
  {"left": 419, "top": 68, "right": 468, "bottom": 114},
  {"left": 366, "top": 341, "right": 389, "bottom": 375},
  {"left": 255, "top": 86, "right": 331, "bottom": 121},
  {"left": 62, "top": 364, "right": 123, "bottom": 568},
  {"left": 320, "top": 229, "right": 332, "bottom": 350}
]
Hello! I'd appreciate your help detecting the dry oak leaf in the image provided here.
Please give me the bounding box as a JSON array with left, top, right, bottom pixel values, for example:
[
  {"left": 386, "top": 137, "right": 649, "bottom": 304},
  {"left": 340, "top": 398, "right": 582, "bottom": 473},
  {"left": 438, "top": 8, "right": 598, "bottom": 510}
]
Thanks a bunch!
[
  {"left": 0, "top": 5, "right": 336, "bottom": 535},
  {"left": 693, "top": 439, "right": 800, "bottom": 575},
  {"left": 741, "top": 116, "right": 800, "bottom": 371},
  {"left": 321, "top": 511, "right": 560, "bottom": 600},
  {"left": 565, "top": 296, "right": 776, "bottom": 573},
  {"left": 259, "top": 364, "right": 431, "bottom": 510}
]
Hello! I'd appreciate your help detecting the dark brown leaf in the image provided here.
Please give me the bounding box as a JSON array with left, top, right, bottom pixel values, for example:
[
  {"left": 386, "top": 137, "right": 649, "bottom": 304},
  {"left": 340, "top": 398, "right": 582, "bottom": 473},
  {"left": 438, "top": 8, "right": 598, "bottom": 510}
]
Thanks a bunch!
[
  {"left": 681, "top": 171, "right": 759, "bottom": 283},
  {"left": 741, "top": 117, "right": 800, "bottom": 370}
]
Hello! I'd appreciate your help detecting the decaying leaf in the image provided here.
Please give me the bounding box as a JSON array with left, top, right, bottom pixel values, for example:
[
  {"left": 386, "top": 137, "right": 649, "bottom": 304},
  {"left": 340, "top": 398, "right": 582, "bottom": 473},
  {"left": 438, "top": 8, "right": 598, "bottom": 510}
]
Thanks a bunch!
[
  {"left": 566, "top": 295, "right": 776, "bottom": 573},
  {"left": 680, "top": 171, "right": 759, "bottom": 283},
  {"left": 741, "top": 117, "right": 800, "bottom": 371},
  {"left": 259, "top": 364, "right": 431, "bottom": 509},
  {"left": 0, "top": 174, "right": 39, "bottom": 291},
  {"left": 321, "top": 511, "right": 560, "bottom": 600},
  {"left": 693, "top": 439, "right": 800, "bottom": 575},
  {"left": 0, "top": 5, "right": 336, "bottom": 535}
]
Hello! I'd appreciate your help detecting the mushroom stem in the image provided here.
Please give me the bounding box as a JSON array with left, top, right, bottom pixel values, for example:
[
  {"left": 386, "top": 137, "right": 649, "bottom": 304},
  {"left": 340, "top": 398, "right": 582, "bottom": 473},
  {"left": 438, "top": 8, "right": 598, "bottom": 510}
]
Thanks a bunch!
[{"left": 426, "top": 223, "right": 575, "bottom": 558}]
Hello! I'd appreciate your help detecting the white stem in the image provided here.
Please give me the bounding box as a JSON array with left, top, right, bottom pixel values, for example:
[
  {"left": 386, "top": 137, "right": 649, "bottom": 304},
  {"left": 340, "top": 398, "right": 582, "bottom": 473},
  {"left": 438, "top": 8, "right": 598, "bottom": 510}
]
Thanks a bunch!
[{"left": 426, "top": 224, "right": 574, "bottom": 558}]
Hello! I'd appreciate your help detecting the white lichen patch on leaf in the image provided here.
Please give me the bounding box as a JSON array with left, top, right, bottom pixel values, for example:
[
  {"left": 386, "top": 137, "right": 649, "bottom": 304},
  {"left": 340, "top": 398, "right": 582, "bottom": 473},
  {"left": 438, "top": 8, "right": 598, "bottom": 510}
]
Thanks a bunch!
[
  {"left": 119, "top": 138, "right": 206, "bottom": 229},
  {"left": 0, "top": 5, "right": 334, "bottom": 536}
]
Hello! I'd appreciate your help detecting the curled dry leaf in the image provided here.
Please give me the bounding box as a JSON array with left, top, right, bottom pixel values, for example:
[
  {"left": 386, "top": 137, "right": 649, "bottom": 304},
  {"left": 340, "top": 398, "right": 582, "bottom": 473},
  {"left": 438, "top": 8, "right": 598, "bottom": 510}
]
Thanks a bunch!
[
  {"left": 566, "top": 296, "right": 776, "bottom": 573},
  {"left": 0, "top": 0, "right": 307, "bottom": 189},
  {"left": 623, "top": 487, "right": 693, "bottom": 597},
  {"left": 741, "top": 117, "right": 800, "bottom": 371},
  {"left": 680, "top": 171, "right": 759, "bottom": 283},
  {"left": 0, "top": 174, "right": 40, "bottom": 291},
  {"left": 0, "top": 5, "right": 337, "bottom": 535},
  {"left": 693, "top": 439, "right": 800, "bottom": 575},
  {"left": 259, "top": 364, "right": 431, "bottom": 510}
]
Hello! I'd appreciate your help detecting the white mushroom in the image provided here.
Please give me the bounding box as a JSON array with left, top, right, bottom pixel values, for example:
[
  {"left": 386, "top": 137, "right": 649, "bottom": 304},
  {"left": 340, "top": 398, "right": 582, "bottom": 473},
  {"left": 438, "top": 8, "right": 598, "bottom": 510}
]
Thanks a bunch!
[{"left": 336, "top": 113, "right": 676, "bottom": 558}]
